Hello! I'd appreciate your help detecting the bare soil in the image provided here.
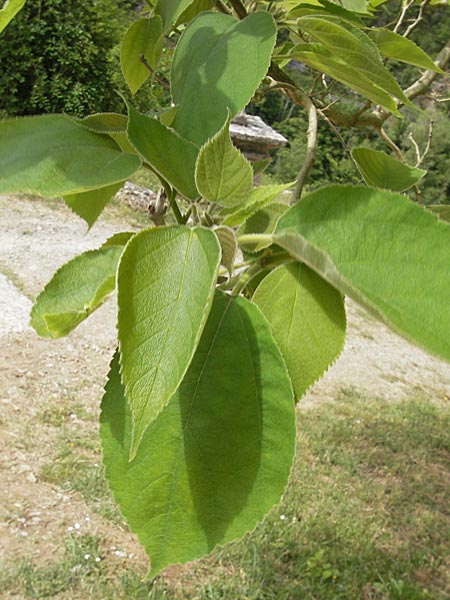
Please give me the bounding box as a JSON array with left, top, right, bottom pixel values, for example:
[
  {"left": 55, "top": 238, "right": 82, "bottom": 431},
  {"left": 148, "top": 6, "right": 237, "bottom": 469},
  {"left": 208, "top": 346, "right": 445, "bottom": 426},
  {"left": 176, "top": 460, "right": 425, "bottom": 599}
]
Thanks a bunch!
[{"left": 0, "top": 194, "right": 449, "bottom": 578}]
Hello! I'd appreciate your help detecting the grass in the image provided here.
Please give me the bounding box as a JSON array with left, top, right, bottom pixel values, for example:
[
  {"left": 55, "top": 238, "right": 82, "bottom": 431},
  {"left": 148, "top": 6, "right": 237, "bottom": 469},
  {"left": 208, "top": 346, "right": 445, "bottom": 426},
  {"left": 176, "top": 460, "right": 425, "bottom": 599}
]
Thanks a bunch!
[{"left": 3, "top": 391, "right": 449, "bottom": 599}]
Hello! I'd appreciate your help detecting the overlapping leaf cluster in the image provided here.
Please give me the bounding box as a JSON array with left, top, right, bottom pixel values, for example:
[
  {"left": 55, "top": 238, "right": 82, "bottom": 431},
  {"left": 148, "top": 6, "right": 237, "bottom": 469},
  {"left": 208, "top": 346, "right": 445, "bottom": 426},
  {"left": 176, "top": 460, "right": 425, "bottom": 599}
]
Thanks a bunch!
[{"left": 1, "top": 0, "right": 449, "bottom": 578}]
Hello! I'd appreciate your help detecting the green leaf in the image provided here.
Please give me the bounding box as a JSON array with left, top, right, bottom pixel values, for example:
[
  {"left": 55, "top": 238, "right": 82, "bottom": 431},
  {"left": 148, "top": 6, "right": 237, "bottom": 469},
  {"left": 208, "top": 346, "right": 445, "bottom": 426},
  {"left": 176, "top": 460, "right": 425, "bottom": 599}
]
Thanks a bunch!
[
  {"left": 253, "top": 262, "right": 346, "bottom": 400},
  {"left": 81, "top": 113, "right": 128, "bottom": 134},
  {"left": 126, "top": 104, "right": 199, "bottom": 200},
  {"left": 296, "top": 17, "right": 413, "bottom": 108},
  {"left": 214, "top": 226, "right": 237, "bottom": 275},
  {"left": 0, "top": 0, "right": 25, "bottom": 33},
  {"left": 0, "top": 115, "right": 141, "bottom": 196},
  {"left": 63, "top": 182, "right": 124, "bottom": 228},
  {"left": 171, "top": 11, "right": 276, "bottom": 145},
  {"left": 101, "top": 291, "right": 295, "bottom": 576},
  {"left": 30, "top": 239, "right": 128, "bottom": 338},
  {"left": 292, "top": 44, "right": 399, "bottom": 113},
  {"left": 369, "top": 28, "right": 445, "bottom": 73},
  {"left": 121, "top": 17, "right": 163, "bottom": 95},
  {"left": 274, "top": 185, "right": 450, "bottom": 362},
  {"left": 117, "top": 226, "right": 221, "bottom": 460},
  {"left": 237, "top": 203, "right": 288, "bottom": 253},
  {"left": 156, "top": 0, "right": 195, "bottom": 33},
  {"left": 288, "top": 0, "right": 365, "bottom": 23},
  {"left": 426, "top": 205, "right": 450, "bottom": 222},
  {"left": 195, "top": 114, "right": 252, "bottom": 208},
  {"left": 222, "top": 182, "right": 294, "bottom": 227},
  {"left": 352, "top": 148, "right": 426, "bottom": 192},
  {"left": 176, "top": 0, "right": 214, "bottom": 25},
  {"left": 252, "top": 158, "right": 271, "bottom": 178},
  {"left": 101, "top": 231, "right": 135, "bottom": 248}
]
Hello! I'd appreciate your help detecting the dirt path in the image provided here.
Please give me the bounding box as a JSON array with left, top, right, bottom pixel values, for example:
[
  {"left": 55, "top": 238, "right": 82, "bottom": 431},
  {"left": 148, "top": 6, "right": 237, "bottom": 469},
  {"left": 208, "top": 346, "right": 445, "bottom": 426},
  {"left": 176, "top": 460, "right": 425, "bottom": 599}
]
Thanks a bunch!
[{"left": 0, "top": 194, "right": 449, "bottom": 576}]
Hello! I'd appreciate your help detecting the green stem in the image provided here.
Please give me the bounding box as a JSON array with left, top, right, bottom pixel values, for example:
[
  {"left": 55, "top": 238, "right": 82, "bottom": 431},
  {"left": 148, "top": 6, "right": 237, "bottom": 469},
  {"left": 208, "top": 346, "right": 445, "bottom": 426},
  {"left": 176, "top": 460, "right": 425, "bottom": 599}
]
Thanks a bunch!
[
  {"left": 231, "top": 263, "right": 264, "bottom": 297},
  {"left": 167, "top": 189, "right": 185, "bottom": 225},
  {"left": 237, "top": 233, "right": 273, "bottom": 246}
]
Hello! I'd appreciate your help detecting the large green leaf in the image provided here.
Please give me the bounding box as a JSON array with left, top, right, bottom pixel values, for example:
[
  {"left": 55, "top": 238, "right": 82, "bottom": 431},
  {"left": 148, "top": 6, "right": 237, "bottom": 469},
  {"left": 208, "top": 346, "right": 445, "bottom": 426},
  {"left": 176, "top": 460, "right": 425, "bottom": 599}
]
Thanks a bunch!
[
  {"left": 195, "top": 114, "right": 252, "bottom": 208},
  {"left": 126, "top": 104, "right": 199, "bottom": 200},
  {"left": 156, "top": 0, "right": 195, "bottom": 33},
  {"left": 352, "top": 148, "right": 426, "bottom": 192},
  {"left": 63, "top": 181, "right": 124, "bottom": 228},
  {"left": 296, "top": 17, "right": 413, "bottom": 108},
  {"left": 101, "top": 292, "right": 295, "bottom": 576},
  {"left": 30, "top": 236, "right": 129, "bottom": 338},
  {"left": 0, "top": 0, "right": 25, "bottom": 33},
  {"left": 117, "top": 226, "right": 221, "bottom": 460},
  {"left": 369, "top": 29, "right": 444, "bottom": 73},
  {"left": 274, "top": 185, "right": 450, "bottom": 362},
  {"left": 253, "top": 262, "right": 346, "bottom": 400},
  {"left": 171, "top": 11, "right": 276, "bottom": 145},
  {"left": 121, "top": 17, "right": 163, "bottom": 95},
  {"left": 222, "top": 182, "right": 293, "bottom": 227},
  {"left": 0, "top": 115, "right": 140, "bottom": 196}
]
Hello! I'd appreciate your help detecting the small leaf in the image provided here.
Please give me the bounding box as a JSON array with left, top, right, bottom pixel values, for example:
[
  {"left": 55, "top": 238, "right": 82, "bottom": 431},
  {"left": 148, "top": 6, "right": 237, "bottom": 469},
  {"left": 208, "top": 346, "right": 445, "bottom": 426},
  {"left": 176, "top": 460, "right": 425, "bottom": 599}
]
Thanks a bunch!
[
  {"left": 352, "top": 148, "right": 426, "bottom": 192},
  {"left": 369, "top": 28, "right": 445, "bottom": 73},
  {"left": 156, "top": 0, "right": 195, "bottom": 33},
  {"left": 426, "top": 205, "right": 450, "bottom": 222},
  {"left": 171, "top": 11, "right": 276, "bottom": 145},
  {"left": 238, "top": 203, "right": 288, "bottom": 253},
  {"left": 101, "top": 292, "right": 295, "bottom": 576},
  {"left": 0, "top": 115, "right": 140, "bottom": 197},
  {"left": 126, "top": 104, "right": 199, "bottom": 200},
  {"left": 253, "top": 262, "right": 346, "bottom": 400},
  {"left": 63, "top": 182, "right": 124, "bottom": 228},
  {"left": 117, "top": 226, "right": 220, "bottom": 460},
  {"left": 176, "top": 0, "right": 214, "bottom": 25},
  {"left": 121, "top": 17, "right": 163, "bottom": 95},
  {"left": 288, "top": 0, "right": 365, "bottom": 23},
  {"left": 274, "top": 185, "right": 450, "bottom": 363},
  {"left": 252, "top": 158, "right": 271, "bottom": 178},
  {"left": 30, "top": 240, "right": 127, "bottom": 338},
  {"left": 292, "top": 44, "right": 399, "bottom": 114},
  {"left": 81, "top": 113, "right": 128, "bottom": 134},
  {"left": 223, "top": 182, "right": 293, "bottom": 227},
  {"left": 195, "top": 114, "right": 252, "bottom": 208},
  {"left": 0, "top": 0, "right": 26, "bottom": 33},
  {"left": 296, "top": 17, "right": 413, "bottom": 108},
  {"left": 214, "top": 226, "right": 237, "bottom": 275},
  {"left": 101, "top": 231, "right": 135, "bottom": 248}
]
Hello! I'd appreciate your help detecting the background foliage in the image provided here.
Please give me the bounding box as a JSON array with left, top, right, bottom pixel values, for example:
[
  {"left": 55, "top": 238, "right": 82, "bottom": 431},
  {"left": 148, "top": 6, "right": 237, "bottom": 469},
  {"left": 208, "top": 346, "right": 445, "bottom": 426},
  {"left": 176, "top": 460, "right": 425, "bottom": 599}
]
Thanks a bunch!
[{"left": 0, "top": 0, "right": 170, "bottom": 117}]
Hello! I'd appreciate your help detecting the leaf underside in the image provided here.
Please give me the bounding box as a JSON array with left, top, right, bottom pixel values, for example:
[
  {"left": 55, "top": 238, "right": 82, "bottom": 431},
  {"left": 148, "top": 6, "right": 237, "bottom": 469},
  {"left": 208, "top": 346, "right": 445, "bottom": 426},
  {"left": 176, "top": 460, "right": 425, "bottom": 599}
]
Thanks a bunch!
[
  {"left": 101, "top": 291, "right": 296, "bottom": 577},
  {"left": 275, "top": 185, "right": 450, "bottom": 363},
  {"left": 352, "top": 148, "right": 425, "bottom": 192},
  {"left": 253, "top": 262, "right": 346, "bottom": 400},
  {"left": 30, "top": 242, "right": 126, "bottom": 338},
  {"left": 0, "top": 115, "right": 140, "bottom": 196},
  {"left": 195, "top": 114, "right": 252, "bottom": 208},
  {"left": 117, "top": 226, "right": 221, "bottom": 460}
]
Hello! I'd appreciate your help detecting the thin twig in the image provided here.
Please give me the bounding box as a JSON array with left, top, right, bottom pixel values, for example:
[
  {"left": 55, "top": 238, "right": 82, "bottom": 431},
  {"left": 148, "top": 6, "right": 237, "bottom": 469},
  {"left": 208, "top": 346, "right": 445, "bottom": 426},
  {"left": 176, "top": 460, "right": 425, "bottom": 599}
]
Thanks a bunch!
[
  {"left": 379, "top": 127, "right": 404, "bottom": 161},
  {"left": 408, "top": 132, "right": 421, "bottom": 165},
  {"left": 393, "top": 0, "right": 415, "bottom": 34},
  {"left": 408, "top": 120, "right": 434, "bottom": 167},
  {"left": 403, "top": 0, "right": 430, "bottom": 39},
  {"left": 228, "top": 0, "right": 247, "bottom": 19},
  {"left": 292, "top": 96, "right": 318, "bottom": 203}
]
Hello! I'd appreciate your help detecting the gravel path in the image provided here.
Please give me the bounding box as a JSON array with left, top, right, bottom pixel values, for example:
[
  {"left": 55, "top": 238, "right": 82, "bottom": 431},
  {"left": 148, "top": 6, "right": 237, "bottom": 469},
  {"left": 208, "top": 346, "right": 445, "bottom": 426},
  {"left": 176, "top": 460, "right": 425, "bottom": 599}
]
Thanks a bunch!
[{"left": 0, "top": 193, "right": 449, "bottom": 571}]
